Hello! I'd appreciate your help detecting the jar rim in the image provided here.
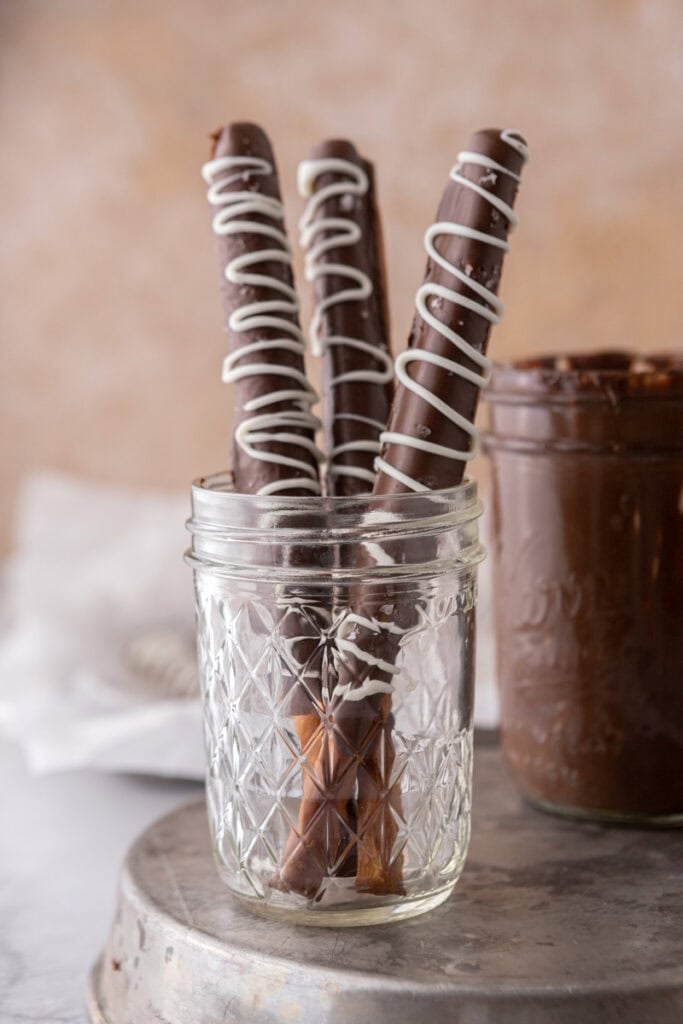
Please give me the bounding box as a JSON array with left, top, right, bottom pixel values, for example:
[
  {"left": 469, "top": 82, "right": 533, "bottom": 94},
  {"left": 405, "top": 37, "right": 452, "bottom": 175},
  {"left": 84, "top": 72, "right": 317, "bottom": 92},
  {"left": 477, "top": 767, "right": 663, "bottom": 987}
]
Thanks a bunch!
[
  {"left": 485, "top": 350, "right": 683, "bottom": 404},
  {"left": 191, "top": 471, "right": 479, "bottom": 512},
  {"left": 186, "top": 473, "right": 484, "bottom": 579}
]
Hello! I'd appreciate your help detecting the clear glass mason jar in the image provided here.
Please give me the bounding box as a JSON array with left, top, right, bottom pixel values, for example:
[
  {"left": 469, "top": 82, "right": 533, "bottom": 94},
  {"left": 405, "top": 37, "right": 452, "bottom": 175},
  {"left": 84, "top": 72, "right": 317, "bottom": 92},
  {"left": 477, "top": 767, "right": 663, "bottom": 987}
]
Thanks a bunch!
[
  {"left": 186, "top": 473, "right": 484, "bottom": 926},
  {"left": 483, "top": 352, "right": 683, "bottom": 825}
]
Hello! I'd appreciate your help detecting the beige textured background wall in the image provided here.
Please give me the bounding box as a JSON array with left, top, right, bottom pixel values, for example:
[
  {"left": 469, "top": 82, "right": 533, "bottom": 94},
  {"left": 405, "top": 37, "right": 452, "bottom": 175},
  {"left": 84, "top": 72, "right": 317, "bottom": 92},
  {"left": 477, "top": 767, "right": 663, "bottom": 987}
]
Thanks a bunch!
[{"left": 2, "top": 0, "right": 682, "bottom": 551}]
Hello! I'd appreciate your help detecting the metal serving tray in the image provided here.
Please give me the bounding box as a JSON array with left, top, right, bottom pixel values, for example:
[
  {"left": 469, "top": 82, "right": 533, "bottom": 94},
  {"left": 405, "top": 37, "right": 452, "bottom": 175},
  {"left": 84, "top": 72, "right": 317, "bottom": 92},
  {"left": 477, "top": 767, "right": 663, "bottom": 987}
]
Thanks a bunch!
[{"left": 88, "top": 740, "right": 683, "bottom": 1023}]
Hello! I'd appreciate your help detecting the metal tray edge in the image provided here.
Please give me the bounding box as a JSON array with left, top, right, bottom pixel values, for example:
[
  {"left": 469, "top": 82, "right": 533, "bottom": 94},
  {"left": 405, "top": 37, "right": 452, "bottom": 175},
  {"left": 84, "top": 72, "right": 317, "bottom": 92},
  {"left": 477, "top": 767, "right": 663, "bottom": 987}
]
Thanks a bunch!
[{"left": 86, "top": 955, "right": 112, "bottom": 1024}]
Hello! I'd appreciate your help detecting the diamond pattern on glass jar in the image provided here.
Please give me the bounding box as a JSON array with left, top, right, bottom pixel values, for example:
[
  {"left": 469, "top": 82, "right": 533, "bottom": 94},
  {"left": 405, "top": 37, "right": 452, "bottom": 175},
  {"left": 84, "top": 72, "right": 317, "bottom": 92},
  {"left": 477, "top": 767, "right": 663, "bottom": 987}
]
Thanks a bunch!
[{"left": 196, "top": 575, "right": 474, "bottom": 907}]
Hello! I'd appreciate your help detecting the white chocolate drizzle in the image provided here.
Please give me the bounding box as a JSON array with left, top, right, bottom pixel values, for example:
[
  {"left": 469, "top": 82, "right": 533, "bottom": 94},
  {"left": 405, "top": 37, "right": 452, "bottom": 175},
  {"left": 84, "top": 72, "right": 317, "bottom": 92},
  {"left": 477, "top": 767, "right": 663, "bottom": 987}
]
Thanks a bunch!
[
  {"left": 202, "top": 154, "right": 324, "bottom": 495},
  {"left": 332, "top": 612, "right": 402, "bottom": 702},
  {"left": 298, "top": 157, "right": 394, "bottom": 488},
  {"left": 375, "top": 130, "right": 528, "bottom": 493}
]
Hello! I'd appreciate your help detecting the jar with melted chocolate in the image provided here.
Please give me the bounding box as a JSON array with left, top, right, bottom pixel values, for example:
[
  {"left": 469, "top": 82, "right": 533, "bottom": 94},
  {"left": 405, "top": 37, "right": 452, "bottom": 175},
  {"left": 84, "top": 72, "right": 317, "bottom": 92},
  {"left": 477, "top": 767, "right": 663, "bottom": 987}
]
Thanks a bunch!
[{"left": 483, "top": 352, "right": 683, "bottom": 823}]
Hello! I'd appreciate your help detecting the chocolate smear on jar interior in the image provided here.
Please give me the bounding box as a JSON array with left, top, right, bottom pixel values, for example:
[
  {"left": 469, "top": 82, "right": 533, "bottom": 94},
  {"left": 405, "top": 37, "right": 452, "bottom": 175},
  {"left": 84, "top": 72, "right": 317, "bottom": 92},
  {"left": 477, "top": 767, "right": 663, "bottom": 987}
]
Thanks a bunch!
[{"left": 485, "top": 350, "right": 683, "bottom": 821}]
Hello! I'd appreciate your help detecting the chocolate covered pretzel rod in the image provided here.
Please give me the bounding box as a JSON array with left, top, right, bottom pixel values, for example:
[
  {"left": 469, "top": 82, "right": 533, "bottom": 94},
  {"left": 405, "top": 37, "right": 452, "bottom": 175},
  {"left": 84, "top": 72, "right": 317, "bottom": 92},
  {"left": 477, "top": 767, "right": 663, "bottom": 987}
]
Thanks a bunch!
[
  {"left": 274, "top": 142, "right": 396, "bottom": 890},
  {"left": 298, "top": 140, "right": 393, "bottom": 495},
  {"left": 279, "top": 128, "right": 528, "bottom": 898},
  {"left": 202, "top": 122, "right": 323, "bottom": 496},
  {"left": 202, "top": 125, "right": 331, "bottom": 855},
  {"left": 376, "top": 128, "right": 528, "bottom": 493}
]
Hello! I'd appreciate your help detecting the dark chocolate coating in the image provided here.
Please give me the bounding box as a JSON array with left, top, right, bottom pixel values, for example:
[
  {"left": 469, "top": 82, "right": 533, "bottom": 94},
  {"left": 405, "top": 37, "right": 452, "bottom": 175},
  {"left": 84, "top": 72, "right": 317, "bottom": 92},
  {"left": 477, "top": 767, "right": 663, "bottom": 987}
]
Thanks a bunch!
[
  {"left": 205, "top": 124, "right": 325, "bottom": 725},
  {"left": 304, "top": 139, "right": 393, "bottom": 496},
  {"left": 279, "top": 129, "right": 529, "bottom": 898},
  {"left": 376, "top": 128, "right": 527, "bottom": 495},
  {"left": 279, "top": 141, "right": 394, "bottom": 888},
  {"left": 207, "top": 123, "right": 320, "bottom": 496}
]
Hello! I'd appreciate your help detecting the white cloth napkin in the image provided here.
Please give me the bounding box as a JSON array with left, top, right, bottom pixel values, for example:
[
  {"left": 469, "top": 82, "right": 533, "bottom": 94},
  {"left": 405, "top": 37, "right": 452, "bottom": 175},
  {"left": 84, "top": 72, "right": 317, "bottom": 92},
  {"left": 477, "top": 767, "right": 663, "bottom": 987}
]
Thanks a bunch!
[
  {"left": 0, "top": 471, "right": 499, "bottom": 779},
  {"left": 0, "top": 472, "right": 205, "bottom": 778}
]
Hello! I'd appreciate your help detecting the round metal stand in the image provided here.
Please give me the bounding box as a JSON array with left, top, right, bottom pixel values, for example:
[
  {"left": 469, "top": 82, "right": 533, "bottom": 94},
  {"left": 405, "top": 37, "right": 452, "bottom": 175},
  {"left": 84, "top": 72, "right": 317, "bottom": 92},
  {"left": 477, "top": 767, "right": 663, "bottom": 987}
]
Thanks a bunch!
[{"left": 88, "top": 741, "right": 683, "bottom": 1023}]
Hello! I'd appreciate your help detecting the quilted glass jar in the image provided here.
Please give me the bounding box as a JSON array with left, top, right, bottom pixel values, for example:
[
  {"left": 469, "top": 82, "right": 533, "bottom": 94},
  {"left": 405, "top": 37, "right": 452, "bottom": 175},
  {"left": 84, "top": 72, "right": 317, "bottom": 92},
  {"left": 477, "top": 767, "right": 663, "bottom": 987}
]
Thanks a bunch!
[{"left": 186, "top": 473, "right": 484, "bottom": 926}]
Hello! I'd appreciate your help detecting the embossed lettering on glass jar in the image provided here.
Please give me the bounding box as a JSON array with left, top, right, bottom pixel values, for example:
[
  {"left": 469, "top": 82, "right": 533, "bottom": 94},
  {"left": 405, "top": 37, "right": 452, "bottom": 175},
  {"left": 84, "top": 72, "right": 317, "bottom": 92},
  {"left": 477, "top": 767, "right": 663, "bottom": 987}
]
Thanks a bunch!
[
  {"left": 484, "top": 352, "right": 683, "bottom": 823},
  {"left": 186, "top": 475, "right": 484, "bottom": 925}
]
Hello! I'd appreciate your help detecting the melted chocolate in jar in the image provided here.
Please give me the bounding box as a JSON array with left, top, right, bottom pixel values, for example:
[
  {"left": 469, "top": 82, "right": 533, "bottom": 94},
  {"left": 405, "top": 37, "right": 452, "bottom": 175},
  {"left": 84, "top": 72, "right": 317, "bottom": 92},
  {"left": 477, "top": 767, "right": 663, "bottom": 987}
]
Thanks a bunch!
[{"left": 485, "top": 352, "right": 683, "bottom": 819}]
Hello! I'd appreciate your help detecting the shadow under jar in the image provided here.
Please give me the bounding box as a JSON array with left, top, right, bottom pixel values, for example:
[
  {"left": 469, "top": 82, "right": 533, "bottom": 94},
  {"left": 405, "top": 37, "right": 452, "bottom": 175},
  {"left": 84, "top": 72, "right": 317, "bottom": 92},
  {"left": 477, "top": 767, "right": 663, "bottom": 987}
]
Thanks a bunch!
[
  {"left": 186, "top": 475, "right": 484, "bottom": 925},
  {"left": 483, "top": 352, "right": 683, "bottom": 825}
]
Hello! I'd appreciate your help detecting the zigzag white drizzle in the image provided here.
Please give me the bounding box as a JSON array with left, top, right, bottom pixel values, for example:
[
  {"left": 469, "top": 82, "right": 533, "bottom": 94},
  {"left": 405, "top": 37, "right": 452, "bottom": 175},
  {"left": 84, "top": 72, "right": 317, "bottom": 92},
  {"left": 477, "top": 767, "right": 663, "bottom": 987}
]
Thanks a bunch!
[
  {"left": 202, "top": 154, "right": 323, "bottom": 495},
  {"left": 298, "top": 157, "right": 394, "bottom": 487},
  {"left": 376, "top": 130, "right": 529, "bottom": 493},
  {"left": 333, "top": 131, "right": 528, "bottom": 705},
  {"left": 332, "top": 612, "right": 402, "bottom": 702}
]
